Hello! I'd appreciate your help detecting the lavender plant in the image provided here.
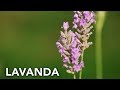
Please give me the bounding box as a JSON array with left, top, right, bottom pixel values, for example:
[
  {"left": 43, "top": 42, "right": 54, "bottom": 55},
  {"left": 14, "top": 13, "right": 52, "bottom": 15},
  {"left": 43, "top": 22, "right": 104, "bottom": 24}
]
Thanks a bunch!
[{"left": 56, "top": 11, "right": 96, "bottom": 79}]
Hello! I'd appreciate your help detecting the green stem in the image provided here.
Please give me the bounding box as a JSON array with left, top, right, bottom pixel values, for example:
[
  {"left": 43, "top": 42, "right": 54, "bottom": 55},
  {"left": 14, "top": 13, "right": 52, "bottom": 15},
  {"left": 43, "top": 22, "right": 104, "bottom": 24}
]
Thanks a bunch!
[
  {"left": 95, "top": 11, "right": 106, "bottom": 79},
  {"left": 74, "top": 73, "right": 76, "bottom": 79},
  {"left": 79, "top": 50, "right": 84, "bottom": 79},
  {"left": 79, "top": 69, "right": 82, "bottom": 79}
]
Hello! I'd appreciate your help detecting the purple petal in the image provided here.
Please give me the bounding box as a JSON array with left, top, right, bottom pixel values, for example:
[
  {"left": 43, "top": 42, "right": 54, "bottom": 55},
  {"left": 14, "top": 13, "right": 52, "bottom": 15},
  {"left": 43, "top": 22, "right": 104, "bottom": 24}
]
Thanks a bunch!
[{"left": 62, "top": 22, "right": 69, "bottom": 31}]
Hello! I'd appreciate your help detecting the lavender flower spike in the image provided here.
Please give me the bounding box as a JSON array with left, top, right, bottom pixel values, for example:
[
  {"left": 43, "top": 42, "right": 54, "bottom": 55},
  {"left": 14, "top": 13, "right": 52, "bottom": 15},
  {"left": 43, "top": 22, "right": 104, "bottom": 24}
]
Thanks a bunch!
[
  {"left": 73, "top": 11, "right": 96, "bottom": 51},
  {"left": 72, "top": 11, "right": 96, "bottom": 79},
  {"left": 56, "top": 22, "right": 84, "bottom": 74},
  {"left": 56, "top": 11, "right": 96, "bottom": 79}
]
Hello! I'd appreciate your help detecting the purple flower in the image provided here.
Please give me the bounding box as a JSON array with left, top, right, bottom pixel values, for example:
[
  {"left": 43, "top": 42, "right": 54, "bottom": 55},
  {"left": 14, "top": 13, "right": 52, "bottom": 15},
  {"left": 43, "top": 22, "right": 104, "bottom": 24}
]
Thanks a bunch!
[
  {"left": 58, "top": 48, "right": 64, "bottom": 54},
  {"left": 63, "top": 56, "right": 69, "bottom": 63},
  {"left": 72, "top": 59, "right": 78, "bottom": 65},
  {"left": 56, "top": 42, "right": 63, "bottom": 49},
  {"left": 61, "top": 22, "right": 69, "bottom": 31},
  {"left": 56, "top": 24, "right": 82, "bottom": 73},
  {"left": 73, "top": 13, "right": 80, "bottom": 24},
  {"left": 71, "top": 40, "right": 77, "bottom": 48},
  {"left": 80, "top": 60, "right": 84, "bottom": 67},
  {"left": 84, "top": 13, "right": 91, "bottom": 21},
  {"left": 80, "top": 18, "right": 86, "bottom": 27},
  {"left": 73, "top": 61, "right": 84, "bottom": 72},
  {"left": 83, "top": 11, "right": 95, "bottom": 22},
  {"left": 73, "top": 23, "right": 78, "bottom": 29},
  {"left": 70, "top": 36, "right": 81, "bottom": 66},
  {"left": 73, "top": 64, "right": 81, "bottom": 72},
  {"left": 74, "top": 13, "right": 79, "bottom": 19},
  {"left": 73, "top": 11, "right": 96, "bottom": 28},
  {"left": 83, "top": 11, "right": 90, "bottom": 15},
  {"left": 74, "top": 18, "right": 80, "bottom": 23}
]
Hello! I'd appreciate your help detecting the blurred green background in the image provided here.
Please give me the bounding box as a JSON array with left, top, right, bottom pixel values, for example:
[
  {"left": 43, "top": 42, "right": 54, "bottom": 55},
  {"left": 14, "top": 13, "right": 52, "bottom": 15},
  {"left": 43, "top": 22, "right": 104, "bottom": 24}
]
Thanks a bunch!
[{"left": 0, "top": 11, "right": 120, "bottom": 79}]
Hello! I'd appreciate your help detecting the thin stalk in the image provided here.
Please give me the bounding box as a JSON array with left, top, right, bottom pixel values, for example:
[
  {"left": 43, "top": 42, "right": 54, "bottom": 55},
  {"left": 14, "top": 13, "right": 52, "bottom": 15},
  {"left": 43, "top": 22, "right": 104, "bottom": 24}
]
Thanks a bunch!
[
  {"left": 95, "top": 11, "right": 106, "bottom": 79},
  {"left": 79, "top": 50, "right": 84, "bottom": 79},
  {"left": 74, "top": 73, "right": 76, "bottom": 79}
]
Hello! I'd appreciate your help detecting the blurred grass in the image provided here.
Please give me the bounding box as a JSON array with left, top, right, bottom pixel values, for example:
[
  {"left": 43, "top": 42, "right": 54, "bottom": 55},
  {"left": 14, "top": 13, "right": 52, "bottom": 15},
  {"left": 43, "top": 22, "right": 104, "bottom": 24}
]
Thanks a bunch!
[
  {"left": 95, "top": 11, "right": 106, "bottom": 79},
  {"left": 0, "top": 11, "right": 120, "bottom": 79}
]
